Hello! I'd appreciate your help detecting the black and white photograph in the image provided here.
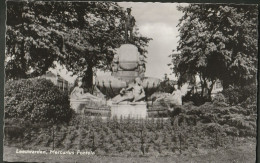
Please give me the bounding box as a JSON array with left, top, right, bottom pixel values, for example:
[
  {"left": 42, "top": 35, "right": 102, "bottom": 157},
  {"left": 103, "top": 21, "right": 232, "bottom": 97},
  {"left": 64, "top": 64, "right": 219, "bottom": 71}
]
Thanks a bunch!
[{"left": 3, "top": 1, "right": 258, "bottom": 162}]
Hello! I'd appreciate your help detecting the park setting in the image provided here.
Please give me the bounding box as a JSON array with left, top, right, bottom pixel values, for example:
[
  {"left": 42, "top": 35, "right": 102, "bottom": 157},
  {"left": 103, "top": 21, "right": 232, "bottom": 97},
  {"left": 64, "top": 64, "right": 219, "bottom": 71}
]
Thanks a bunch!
[{"left": 4, "top": 1, "right": 258, "bottom": 163}]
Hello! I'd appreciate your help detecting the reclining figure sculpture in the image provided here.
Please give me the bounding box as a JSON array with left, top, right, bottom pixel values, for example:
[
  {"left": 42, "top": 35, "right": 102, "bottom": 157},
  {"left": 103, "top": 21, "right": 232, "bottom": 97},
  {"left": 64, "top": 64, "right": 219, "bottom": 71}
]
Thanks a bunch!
[
  {"left": 112, "top": 78, "right": 145, "bottom": 104},
  {"left": 70, "top": 81, "right": 102, "bottom": 102}
]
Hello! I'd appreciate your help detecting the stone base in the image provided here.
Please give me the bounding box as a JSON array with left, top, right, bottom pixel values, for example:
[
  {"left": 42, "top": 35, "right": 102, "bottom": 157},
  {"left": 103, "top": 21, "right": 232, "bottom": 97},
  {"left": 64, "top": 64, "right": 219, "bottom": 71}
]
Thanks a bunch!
[
  {"left": 70, "top": 99, "right": 89, "bottom": 113},
  {"left": 70, "top": 99, "right": 106, "bottom": 114},
  {"left": 111, "top": 101, "right": 147, "bottom": 118},
  {"left": 113, "top": 70, "right": 141, "bottom": 83}
]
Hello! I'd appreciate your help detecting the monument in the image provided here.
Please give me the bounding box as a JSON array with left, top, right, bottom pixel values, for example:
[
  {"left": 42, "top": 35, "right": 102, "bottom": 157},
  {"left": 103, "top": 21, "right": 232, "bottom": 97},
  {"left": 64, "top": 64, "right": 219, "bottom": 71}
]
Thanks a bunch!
[
  {"left": 95, "top": 8, "right": 160, "bottom": 118},
  {"left": 70, "top": 8, "right": 161, "bottom": 117}
]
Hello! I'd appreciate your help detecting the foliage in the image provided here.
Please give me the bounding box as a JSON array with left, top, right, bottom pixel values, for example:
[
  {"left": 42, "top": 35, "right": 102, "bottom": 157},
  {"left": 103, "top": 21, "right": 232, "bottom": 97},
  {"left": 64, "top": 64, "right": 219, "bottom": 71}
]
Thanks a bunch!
[
  {"left": 212, "top": 93, "right": 226, "bottom": 104},
  {"left": 4, "top": 78, "right": 73, "bottom": 123},
  {"left": 157, "top": 77, "right": 175, "bottom": 93},
  {"left": 222, "top": 84, "right": 257, "bottom": 106},
  {"left": 169, "top": 4, "right": 257, "bottom": 97},
  {"left": 6, "top": 2, "right": 62, "bottom": 79},
  {"left": 6, "top": 1, "right": 152, "bottom": 88},
  {"left": 182, "top": 92, "right": 211, "bottom": 106},
  {"left": 5, "top": 100, "right": 256, "bottom": 156}
]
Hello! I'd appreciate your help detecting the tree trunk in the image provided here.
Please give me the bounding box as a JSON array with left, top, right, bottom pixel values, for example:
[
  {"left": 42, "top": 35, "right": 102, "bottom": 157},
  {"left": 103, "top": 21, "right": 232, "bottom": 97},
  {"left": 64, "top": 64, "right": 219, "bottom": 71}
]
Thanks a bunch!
[
  {"left": 201, "top": 76, "right": 208, "bottom": 98},
  {"left": 205, "top": 80, "right": 216, "bottom": 100},
  {"left": 222, "top": 79, "right": 230, "bottom": 90},
  {"left": 222, "top": 72, "right": 231, "bottom": 90},
  {"left": 19, "top": 38, "right": 27, "bottom": 79},
  {"left": 207, "top": 85, "right": 213, "bottom": 100},
  {"left": 82, "top": 63, "right": 93, "bottom": 90},
  {"left": 199, "top": 73, "right": 204, "bottom": 97}
]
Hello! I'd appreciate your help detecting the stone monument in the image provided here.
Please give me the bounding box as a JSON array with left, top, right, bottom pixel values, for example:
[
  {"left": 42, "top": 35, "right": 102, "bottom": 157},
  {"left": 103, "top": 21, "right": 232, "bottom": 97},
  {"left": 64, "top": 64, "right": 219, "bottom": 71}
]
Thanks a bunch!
[
  {"left": 70, "top": 79, "right": 106, "bottom": 113},
  {"left": 95, "top": 7, "right": 160, "bottom": 118}
]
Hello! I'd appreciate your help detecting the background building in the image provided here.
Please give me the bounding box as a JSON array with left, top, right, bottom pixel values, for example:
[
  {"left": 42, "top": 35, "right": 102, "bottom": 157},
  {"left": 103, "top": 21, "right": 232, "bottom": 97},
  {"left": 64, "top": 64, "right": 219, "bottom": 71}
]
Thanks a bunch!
[{"left": 40, "top": 71, "right": 71, "bottom": 92}]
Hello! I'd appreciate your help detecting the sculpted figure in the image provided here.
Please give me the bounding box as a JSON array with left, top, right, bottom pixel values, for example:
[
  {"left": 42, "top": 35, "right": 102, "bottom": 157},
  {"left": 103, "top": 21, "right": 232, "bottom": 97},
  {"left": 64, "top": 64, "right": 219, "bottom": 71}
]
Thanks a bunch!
[
  {"left": 138, "top": 55, "right": 146, "bottom": 76},
  {"left": 112, "top": 53, "right": 119, "bottom": 72},
  {"left": 155, "top": 84, "right": 183, "bottom": 109},
  {"left": 112, "top": 78, "right": 145, "bottom": 104},
  {"left": 70, "top": 81, "right": 101, "bottom": 101},
  {"left": 122, "top": 8, "right": 136, "bottom": 42},
  {"left": 113, "top": 53, "right": 119, "bottom": 63},
  {"left": 131, "top": 78, "right": 145, "bottom": 102},
  {"left": 170, "top": 84, "right": 182, "bottom": 106},
  {"left": 139, "top": 54, "right": 145, "bottom": 63},
  {"left": 112, "top": 64, "right": 118, "bottom": 73},
  {"left": 112, "top": 88, "right": 134, "bottom": 104},
  {"left": 138, "top": 64, "right": 145, "bottom": 76}
]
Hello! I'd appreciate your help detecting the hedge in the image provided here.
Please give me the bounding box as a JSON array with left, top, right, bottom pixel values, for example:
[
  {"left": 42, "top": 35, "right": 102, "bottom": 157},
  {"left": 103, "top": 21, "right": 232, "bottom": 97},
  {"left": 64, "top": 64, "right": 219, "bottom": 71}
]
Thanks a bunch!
[{"left": 5, "top": 78, "right": 73, "bottom": 123}]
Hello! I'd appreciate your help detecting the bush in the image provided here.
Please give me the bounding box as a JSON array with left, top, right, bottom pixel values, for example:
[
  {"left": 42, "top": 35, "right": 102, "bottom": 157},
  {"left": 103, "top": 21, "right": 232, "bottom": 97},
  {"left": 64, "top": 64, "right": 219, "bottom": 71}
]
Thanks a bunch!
[
  {"left": 222, "top": 84, "right": 257, "bottom": 106},
  {"left": 157, "top": 80, "right": 175, "bottom": 93},
  {"left": 212, "top": 93, "right": 226, "bottom": 103},
  {"left": 182, "top": 92, "right": 211, "bottom": 106},
  {"left": 5, "top": 78, "right": 73, "bottom": 123},
  {"left": 5, "top": 107, "right": 256, "bottom": 156},
  {"left": 212, "top": 93, "right": 229, "bottom": 107}
]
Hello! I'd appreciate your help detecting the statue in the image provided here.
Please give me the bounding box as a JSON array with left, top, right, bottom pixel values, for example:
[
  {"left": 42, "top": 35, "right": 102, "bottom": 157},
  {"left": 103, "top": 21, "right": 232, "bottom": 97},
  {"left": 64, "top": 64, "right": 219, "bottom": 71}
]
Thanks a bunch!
[
  {"left": 122, "top": 8, "right": 136, "bottom": 43},
  {"left": 112, "top": 53, "right": 119, "bottom": 73},
  {"left": 138, "top": 55, "right": 146, "bottom": 76},
  {"left": 170, "top": 85, "right": 182, "bottom": 106},
  {"left": 112, "top": 78, "right": 145, "bottom": 104},
  {"left": 70, "top": 81, "right": 102, "bottom": 101},
  {"left": 154, "top": 84, "right": 183, "bottom": 109}
]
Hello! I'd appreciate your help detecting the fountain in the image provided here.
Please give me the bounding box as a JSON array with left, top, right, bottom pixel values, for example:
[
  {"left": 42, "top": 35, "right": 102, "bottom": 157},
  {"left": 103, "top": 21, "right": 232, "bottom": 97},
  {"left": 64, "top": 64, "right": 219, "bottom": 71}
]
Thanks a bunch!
[
  {"left": 95, "top": 8, "right": 160, "bottom": 118},
  {"left": 70, "top": 8, "right": 161, "bottom": 118}
]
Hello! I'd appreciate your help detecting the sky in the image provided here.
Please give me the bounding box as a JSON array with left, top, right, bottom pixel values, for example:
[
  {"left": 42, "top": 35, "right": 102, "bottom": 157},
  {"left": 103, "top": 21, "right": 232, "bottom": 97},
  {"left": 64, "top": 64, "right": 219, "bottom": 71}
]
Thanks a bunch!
[
  {"left": 52, "top": 2, "right": 187, "bottom": 83},
  {"left": 118, "top": 2, "right": 186, "bottom": 80}
]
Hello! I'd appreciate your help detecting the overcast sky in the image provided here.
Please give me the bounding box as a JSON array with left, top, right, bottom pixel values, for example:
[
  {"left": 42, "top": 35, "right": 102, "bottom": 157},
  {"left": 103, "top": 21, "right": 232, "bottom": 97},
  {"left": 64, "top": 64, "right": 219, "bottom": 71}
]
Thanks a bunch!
[
  {"left": 53, "top": 2, "right": 187, "bottom": 83},
  {"left": 118, "top": 2, "right": 186, "bottom": 80}
]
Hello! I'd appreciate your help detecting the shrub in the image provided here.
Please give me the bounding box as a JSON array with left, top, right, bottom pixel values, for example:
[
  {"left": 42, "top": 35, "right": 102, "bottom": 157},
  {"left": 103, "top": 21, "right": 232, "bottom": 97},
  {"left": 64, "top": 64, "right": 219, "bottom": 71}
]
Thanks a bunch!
[
  {"left": 182, "top": 92, "right": 211, "bottom": 106},
  {"left": 5, "top": 78, "right": 73, "bottom": 123},
  {"left": 157, "top": 80, "right": 175, "bottom": 93},
  {"left": 212, "top": 93, "right": 226, "bottom": 103},
  {"left": 222, "top": 84, "right": 257, "bottom": 106},
  {"left": 212, "top": 93, "right": 229, "bottom": 107},
  {"left": 5, "top": 110, "right": 257, "bottom": 156}
]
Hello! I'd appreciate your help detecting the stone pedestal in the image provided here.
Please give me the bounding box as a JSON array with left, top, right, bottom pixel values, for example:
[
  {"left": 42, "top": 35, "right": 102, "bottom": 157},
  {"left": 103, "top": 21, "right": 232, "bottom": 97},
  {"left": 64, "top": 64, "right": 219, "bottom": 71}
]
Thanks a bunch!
[
  {"left": 112, "top": 44, "right": 142, "bottom": 83},
  {"left": 111, "top": 101, "right": 147, "bottom": 118},
  {"left": 113, "top": 70, "right": 140, "bottom": 82},
  {"left": 118, "top": 44, "right": 139, "bottom": 70},
  {"left": 70, "top": 99, "right": 90, "bottom": 114},
  {"left": 70, "top": 99, "right": 104, "bottom": 113}
]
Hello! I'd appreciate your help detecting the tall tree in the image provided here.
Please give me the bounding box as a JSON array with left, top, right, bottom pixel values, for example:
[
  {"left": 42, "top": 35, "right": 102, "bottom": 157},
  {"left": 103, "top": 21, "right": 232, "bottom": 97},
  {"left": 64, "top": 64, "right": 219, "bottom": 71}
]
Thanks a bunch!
[
  {"left": 169, "top": 4, "right": 257, "bottom": 97},
  {"left": 6, "top": 2, "right": 61, "bottom": 79},
  {"left": 6, "top": 1, "right": 151, "bottom": 89}
]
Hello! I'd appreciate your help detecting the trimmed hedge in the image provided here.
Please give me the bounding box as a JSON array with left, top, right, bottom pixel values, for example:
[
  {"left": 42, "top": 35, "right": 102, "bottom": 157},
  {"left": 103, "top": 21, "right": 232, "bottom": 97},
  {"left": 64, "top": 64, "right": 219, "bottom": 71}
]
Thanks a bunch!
[{"left": 5, "top": 78, "right": 73, "bottom": 123}]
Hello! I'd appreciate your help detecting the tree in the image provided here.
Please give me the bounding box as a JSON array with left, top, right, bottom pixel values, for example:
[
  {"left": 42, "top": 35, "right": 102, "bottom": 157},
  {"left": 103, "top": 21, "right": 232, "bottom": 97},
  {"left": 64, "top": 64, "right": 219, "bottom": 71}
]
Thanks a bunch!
[
  {"left": 169, "top": 4, "right": 257, "bottom": 98},
  {"left": 6, "top": 2, "right": 151, "bottom": 89},
  {"left": 6, "top": 2, "right": 62, "bottom": 79}
]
